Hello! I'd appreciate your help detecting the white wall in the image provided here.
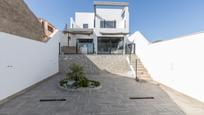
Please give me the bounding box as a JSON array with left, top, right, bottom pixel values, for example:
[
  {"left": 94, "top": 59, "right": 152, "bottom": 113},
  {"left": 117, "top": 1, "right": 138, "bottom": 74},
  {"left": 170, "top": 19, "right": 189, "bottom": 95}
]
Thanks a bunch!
[
  {"left": 131, "top": 31, "right": 204, "bottom": 102},
  {"left": 96, "top": 8, "right": 123, "bottom": 28},
  {"left": 119, "top": 7, "right": 129, "bottom": 31},
  {"left": 73, "top": 8, "right": 129, "bottom": 30},
  {"left": 0, "top": 31, "right": 60, "bottom": 101},
  {"left": 75, "top": 12, "right": 94, "bottom": 28},
  {"left": 59, "top": 31, "right": 68, "bottom": 47}
]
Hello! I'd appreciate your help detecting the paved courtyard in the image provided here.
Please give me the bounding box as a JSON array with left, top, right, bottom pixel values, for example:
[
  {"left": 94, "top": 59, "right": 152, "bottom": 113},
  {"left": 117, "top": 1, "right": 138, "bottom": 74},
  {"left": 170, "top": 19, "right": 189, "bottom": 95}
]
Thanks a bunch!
[{"left": 0, "top": 73, "right": 185, "bottom": 115}]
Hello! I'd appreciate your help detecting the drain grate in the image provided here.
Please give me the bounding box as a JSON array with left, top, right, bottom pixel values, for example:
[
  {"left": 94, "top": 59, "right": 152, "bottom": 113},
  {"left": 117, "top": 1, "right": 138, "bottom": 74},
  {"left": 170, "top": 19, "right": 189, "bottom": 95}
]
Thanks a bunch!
[
  {"left": 40, "top": 99, "right": 66, "bottom": 102},
  {"left": 129, "top": 97, "right": 154, "bottom": 99}
]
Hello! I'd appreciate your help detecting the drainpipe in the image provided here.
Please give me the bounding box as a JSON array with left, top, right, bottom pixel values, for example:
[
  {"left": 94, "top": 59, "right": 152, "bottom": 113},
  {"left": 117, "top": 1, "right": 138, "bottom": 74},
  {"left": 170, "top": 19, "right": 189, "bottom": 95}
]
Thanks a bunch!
[{"left": 67, "top": 33, "right": 70, "bottom": 46}]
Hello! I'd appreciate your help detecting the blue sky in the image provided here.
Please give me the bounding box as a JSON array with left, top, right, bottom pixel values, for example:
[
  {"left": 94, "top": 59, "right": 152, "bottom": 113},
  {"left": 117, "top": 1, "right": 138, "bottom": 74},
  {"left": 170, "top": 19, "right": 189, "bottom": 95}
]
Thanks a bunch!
[{"left": 24, "top": 0, "right": 204, "bottom": 42}]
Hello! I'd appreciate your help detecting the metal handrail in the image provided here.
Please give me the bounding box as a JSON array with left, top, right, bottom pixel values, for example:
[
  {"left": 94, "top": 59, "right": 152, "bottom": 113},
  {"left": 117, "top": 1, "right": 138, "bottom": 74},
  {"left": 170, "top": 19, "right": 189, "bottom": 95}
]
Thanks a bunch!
[{"left": 135, "top": 59, "right": 139, "bottom": 81}]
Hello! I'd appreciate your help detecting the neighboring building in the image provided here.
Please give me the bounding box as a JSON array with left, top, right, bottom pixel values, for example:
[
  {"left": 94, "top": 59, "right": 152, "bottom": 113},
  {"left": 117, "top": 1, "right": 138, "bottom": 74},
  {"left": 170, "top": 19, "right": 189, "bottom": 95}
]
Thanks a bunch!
[
  {"left": 63, "top": 1, "right": 129, "bottom": 54},
  {"left": 39, "top": 18, "right": 56, "bottom": 40},
  {"left": 0, "top": 0, "right": 45, "bottom": 41}
]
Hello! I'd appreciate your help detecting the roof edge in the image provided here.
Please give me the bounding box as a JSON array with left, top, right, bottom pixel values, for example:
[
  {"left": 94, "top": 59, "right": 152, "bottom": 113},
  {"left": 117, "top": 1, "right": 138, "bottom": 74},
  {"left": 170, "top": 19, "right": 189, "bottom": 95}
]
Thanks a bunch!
[{"left": 94, "top": 1, "right": 128, "bottom": 6}]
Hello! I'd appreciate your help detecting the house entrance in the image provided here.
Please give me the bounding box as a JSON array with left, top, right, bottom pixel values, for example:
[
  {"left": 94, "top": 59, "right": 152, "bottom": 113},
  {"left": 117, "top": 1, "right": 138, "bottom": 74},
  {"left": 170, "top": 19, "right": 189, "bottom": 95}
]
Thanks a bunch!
[
  {"left": 97, "top": 37, "right": 124, "bottom": 54},
  {"left": 77, "top": 39, "right": 94, "bottom": 54}
]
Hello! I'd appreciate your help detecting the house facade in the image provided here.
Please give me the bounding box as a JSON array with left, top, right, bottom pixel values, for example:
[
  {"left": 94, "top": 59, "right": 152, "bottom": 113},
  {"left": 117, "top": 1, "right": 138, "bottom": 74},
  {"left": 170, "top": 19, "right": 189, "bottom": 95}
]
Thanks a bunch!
[{"left": 63, "top": 1, "right": 130, "bottom": 54}]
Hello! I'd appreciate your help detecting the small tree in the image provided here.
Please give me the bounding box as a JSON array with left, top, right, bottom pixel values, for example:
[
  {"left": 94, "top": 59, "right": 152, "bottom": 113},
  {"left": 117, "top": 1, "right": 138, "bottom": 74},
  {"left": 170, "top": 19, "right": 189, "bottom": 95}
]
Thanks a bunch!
[
  {"left": 60, "top": 63, "right": 100, "bottom": 88},
  {"left": 66, "top": 64, "right": 89, "bottom": 87}
]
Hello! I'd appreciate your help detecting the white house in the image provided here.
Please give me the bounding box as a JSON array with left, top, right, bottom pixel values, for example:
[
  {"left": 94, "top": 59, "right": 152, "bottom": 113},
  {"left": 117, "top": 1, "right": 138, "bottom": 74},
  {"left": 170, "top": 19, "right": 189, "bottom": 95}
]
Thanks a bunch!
[{"left": 63, "top": 1, "right": 130, "bottom": 54}]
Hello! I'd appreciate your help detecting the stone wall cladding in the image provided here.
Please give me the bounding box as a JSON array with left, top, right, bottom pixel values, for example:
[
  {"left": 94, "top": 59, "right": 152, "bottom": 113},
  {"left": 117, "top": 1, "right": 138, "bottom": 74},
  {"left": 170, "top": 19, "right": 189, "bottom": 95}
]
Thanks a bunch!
[
  {"left": 59, "top": 54, "right": 130, "bottom": 75},
  {"left": 0, "top": 0, "right": 44, "bottom": 41},
  {"left": 86, "top": 55, "right": 130, "bottom": 74},
  {"left": 59, "top": 55, "right": 101, "bottom": 74}
]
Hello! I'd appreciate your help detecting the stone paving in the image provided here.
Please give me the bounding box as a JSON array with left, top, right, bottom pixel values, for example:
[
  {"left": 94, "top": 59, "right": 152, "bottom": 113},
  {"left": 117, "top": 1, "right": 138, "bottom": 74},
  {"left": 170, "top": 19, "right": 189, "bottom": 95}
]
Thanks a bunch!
[{"left": 0, "top": 73, "right": 185, "bottom": 115}]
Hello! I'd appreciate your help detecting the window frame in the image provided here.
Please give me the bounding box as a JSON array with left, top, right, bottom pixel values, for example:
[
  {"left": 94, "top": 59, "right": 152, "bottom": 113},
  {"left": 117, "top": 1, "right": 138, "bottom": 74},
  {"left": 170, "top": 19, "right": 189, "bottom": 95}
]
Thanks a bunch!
[
  {"left": 83, "top": 24, "right": 89, "bottom": 28},
  {"left": 100, "top": 20, "right": 116, "bottom": 28}
]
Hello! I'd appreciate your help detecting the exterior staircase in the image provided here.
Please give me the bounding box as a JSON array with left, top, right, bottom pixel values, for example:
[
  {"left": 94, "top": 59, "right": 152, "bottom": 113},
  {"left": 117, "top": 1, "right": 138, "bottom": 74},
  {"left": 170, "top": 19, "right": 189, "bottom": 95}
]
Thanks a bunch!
[
  {"left": 129, "top": 54, "right": 152, "bottom": 81},
  {"left": 60, "top": 54, "right": 150, "bottom": 80}
]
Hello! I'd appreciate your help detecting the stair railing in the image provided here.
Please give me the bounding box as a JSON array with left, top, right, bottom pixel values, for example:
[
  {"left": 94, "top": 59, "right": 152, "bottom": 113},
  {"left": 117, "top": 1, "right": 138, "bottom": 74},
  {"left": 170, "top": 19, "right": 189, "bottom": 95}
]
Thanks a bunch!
[{"left": 135, "top": 59, "right": 139, "bottom": 81}]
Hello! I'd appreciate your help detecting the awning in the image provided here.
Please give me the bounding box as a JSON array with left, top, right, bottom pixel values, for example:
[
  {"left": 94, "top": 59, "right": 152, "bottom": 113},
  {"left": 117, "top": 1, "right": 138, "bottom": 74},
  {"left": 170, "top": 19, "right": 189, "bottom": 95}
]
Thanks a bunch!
[
  {"left": 100, "top": 32, "right": 129, "bottom": 35},
  {"left": 94, "top": 28, "right": 129, "bottom": 37},
  {"left": 94, "top": 1, "right": 128, "bottom": 6},
  {"left": 64, "top": 28, "right": 93, "bottom": 35}
]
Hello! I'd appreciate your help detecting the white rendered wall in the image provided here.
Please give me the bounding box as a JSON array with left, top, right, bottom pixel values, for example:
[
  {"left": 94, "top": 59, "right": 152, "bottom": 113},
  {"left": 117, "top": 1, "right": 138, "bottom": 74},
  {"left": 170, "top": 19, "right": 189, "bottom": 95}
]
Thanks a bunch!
[
  {"left": 95, "top": 8, "right": 122, "bottom": 28},
  {"left": 59, "top": 31, "right": 68, "bottom": 47},
  {"left": 130, "top": 31, "right": 204, "bottom": 102},
  {"left": 119, "top": 7, "right": 129, "bottom": 31},
  {"left": 75, "top": 12, "right": 94, "bottom": 28},
  {"left": 95, "top": 8, "right": 129, "bottom": 35},
  {"left": 0, "top": 31, "right": 60, "bottom": 101},
  {"left": 73, "top": 8, "right": 128, "bottom": 30}
]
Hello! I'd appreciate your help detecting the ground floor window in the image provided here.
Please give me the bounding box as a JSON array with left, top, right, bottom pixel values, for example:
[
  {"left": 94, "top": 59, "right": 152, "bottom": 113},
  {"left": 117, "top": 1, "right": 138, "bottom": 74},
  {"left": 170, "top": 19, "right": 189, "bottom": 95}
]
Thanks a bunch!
[
  {"left": 97, "top": 37, "right": 124, "bottom": 54},
  {"left": 77, "top": 39, "right": 94, "bottom": 54}
]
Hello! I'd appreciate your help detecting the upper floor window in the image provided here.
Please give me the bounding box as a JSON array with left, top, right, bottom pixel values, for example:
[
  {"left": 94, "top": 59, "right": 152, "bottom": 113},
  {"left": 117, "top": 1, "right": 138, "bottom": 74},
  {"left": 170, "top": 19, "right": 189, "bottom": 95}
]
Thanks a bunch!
[
  {"left": 83, "top": 24, "right": 89, "bottom": 28},
  {"left": 100, "top": 20, "right": 116, "bottom": 28},
  {"left": 48, "top": 25, "right": 54, "bottom": 33}
]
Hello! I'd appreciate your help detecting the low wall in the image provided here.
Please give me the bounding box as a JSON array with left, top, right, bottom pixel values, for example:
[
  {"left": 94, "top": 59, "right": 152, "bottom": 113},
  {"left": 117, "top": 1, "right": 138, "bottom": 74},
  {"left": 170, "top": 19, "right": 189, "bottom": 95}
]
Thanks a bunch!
[
  {"left": 0, "top": 31, "right": 60, "bottom": 101},
  {"left": 59, "top": 54, "right": 131, "bottom": 76},
  {"left": 87, "top": 55, "right": 130, "bottom": 75},
  {"left": 131, "top": 31, "right": 204, "bottom": 102},
  {"left": 59, "top": 55, "right": 101, "bottom": 74}
]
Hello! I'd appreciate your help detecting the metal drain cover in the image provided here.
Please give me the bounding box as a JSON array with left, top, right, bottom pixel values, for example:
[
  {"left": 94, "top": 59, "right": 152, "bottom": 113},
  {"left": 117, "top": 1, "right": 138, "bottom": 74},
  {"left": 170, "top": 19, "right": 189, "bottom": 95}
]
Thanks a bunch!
[
  {"left": 40, "top": 99, "right": 66, "bottom": 102},
  {"left": 129, "top": 97, "right": 154, "bottom": 99}
]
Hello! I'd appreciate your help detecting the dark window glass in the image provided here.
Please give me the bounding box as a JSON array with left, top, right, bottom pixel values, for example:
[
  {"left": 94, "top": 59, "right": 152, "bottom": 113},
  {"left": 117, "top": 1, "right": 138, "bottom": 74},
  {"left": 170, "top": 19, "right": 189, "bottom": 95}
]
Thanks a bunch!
[
  {"left": 100, "top": 20, "right": 116, "bottom": 28},
  {"left": 100, "top": 21, "right": 105, "bottom": 28},
  {"left": 83, "top": 24, "right": 88, "bottom": 28},
  {"left": 98, "top": 37, "right": 124, "bottom": 54}
]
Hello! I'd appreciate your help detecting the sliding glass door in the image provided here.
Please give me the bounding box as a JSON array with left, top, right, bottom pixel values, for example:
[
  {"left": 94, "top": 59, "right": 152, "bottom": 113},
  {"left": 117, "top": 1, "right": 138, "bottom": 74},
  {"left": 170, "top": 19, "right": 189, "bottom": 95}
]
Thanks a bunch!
[
  {"left": 97, "top": 37, "right": 124, "bottom": 54},
  {"left": 77, "top": 39, "right": 94, "bottom": 54}
]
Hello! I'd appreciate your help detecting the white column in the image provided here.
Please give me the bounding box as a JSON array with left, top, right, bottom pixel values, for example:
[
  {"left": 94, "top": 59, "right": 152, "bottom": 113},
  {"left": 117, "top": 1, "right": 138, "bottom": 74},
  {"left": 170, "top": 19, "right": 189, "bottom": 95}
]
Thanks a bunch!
[
  {"left": 93, "top": 35, "right": 98, "bottom": 54},
  {"left": 123, "top": 35, "right": 126, "bottom": 55}
]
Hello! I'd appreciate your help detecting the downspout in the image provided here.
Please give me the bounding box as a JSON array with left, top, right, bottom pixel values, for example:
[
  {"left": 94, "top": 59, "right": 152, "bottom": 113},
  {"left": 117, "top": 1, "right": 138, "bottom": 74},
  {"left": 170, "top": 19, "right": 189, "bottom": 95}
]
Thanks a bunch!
[{"left": 67, "top": 33, "right": 70, "bottom": 46}]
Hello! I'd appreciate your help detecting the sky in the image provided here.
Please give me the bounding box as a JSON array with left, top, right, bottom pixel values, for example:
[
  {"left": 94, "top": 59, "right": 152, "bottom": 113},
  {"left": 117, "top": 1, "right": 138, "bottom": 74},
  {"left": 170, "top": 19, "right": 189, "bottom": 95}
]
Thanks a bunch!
[{"left": 24, "top": 0, "right": 204, "bottom": 42}]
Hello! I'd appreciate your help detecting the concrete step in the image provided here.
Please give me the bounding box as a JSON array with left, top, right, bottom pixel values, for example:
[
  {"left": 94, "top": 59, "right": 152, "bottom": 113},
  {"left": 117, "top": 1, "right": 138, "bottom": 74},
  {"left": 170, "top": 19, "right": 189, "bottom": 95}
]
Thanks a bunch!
[
  {"left": 137, "top": 75, "right": 151, "bottom": 79},
  {"left": 129, "top": 55, "right": 152, "bottom": 81},
  {"left": 136, "top": 68, "right": 147, "bottom": 70},
  {"left": 137, "top": 72, "right": 149, "bottom": 76},
  {"left": 133, "top": 63, "right": 144, "bottom": 66},
  {"left": 134, "top": 67, "right": 146, "bottom": 69}
]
